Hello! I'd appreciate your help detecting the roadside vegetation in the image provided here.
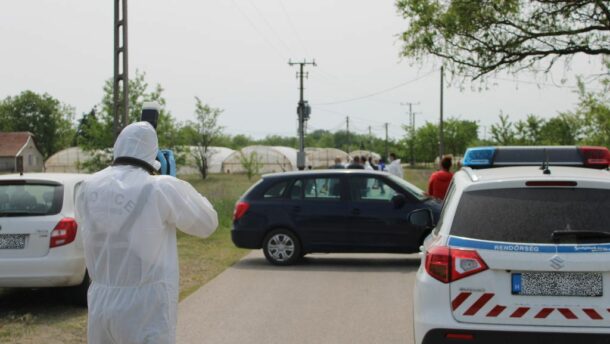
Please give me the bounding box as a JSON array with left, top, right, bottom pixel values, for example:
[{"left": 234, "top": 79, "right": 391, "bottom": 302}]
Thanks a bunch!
[{"left": 0, "top": 173, "right": 253, "bottom": 344}]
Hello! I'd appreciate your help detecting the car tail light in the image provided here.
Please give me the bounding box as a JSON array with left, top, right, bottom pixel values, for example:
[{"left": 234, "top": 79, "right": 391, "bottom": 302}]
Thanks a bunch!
[
  {"left": 233, "top": 201, "right": 250, "bottom": 221},
  {"left": 579, "top": 146, "right": 610, "bottom": 168},
  {"left": 425, "top": 246, "right": 488, "bottom": 283},
  {"left": 50, "top": 218, "right": 78, "bottom": 248}
]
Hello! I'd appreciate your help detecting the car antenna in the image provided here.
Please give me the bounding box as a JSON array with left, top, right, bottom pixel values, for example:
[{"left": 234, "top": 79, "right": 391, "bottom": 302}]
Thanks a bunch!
[{"left": 541, "top": 149, "right": 551, "bottom": 175}]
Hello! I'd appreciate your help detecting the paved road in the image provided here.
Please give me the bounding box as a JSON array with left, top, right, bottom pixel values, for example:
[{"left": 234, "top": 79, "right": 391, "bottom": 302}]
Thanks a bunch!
[{"left": 177, "top": 251, "right": 420, "bottom": 344}]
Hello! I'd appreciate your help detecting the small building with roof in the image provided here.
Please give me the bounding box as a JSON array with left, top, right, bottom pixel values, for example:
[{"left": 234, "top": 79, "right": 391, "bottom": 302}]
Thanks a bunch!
[{"left": 0, "top": 132, "right": 44, "bottom": 173}]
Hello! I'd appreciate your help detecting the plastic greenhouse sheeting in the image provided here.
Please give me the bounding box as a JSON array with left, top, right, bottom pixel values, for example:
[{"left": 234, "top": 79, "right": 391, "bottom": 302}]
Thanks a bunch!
[
  {"left": 349, "top": 150, "right": 382, "bottom": 161},
  {"left": 305, "top": 148, "right": 349, "bottom": 168},
  {"left": 222, "top": 146, "right": 297, "bottom": 174},
  {"left": 179, "top": 146, "right": 236, "bottom": 175},
  {"left": 44, "top": 147, "right": 93, "bottom": 173}
]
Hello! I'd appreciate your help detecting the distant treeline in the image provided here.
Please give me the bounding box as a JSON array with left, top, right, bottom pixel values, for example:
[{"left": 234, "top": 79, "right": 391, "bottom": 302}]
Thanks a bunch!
[{"left": 1, "top": 65, "right": 608, "bottom": 164}]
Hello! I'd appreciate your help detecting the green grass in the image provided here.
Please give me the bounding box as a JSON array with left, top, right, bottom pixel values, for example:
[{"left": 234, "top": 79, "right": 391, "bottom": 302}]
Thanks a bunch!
[
  {"left": 0, "top": 173, "right": 257, "bottom": 343},
  {"left": 404, "top": 167, "right": 433, "bottom": 190}
]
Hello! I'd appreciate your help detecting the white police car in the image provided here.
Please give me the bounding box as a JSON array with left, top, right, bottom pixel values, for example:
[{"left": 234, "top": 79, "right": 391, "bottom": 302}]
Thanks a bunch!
[{"left": 414, "top": 146, "right": 610, "bottom": 343}]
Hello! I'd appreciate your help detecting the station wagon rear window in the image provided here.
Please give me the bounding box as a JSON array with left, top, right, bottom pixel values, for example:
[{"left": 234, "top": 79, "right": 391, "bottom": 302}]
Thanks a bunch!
[
  {"left": 263, "top": 181, "right": 289, "bottom": 199},
  {"left": 0, "top": 181, "right": 63, "bottom": 216},
  {"left": 450, "top": 188, "right": 610, "bottom": 244}
]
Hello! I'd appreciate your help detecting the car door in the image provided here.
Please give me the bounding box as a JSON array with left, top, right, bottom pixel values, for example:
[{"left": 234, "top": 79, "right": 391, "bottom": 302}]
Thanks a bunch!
[
  {"left": 287, "top": 175, "right": 349, "bottom": 250},
  {"left": 346, "top": 174, "right": 423, "bottom": 252}
]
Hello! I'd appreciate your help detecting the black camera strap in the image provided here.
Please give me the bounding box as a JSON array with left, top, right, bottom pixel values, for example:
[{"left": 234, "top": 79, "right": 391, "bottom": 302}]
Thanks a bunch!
[{"left": 112, "top": 157, "right": 158, "bottom": 175}]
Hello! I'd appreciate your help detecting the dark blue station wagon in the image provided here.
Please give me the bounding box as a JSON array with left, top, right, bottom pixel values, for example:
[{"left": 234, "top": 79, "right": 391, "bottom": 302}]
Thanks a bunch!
[{"left": 232, "top": 170, "right": 441, "bottom": 265}]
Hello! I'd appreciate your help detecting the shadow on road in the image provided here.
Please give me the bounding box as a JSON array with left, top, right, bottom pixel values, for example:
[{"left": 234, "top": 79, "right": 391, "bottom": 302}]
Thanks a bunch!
[{"left": 234, "top": 254, "right": 421, "bottom": 273}]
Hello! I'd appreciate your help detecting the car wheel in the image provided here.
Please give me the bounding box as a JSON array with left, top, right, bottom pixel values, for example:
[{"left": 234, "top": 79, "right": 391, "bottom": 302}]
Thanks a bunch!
[
  {"left": 69, "top": 271, "right": 91, "bottom": 307},
  {"left": 263, "top": 229, "right": 302, "bottom": 266}
]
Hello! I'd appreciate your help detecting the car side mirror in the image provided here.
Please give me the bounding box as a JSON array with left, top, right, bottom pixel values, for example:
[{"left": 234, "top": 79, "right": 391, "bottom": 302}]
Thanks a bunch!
[
  {"left": 408, "top": 209, "right": 433, "bottom": 228},
  {"left": 391, "top": 194, "right": 407, "bottom": 209}
]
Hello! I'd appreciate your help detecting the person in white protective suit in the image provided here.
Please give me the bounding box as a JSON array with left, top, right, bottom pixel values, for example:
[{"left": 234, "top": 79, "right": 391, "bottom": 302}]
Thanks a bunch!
[{"left": 75, "top": 122, "right": 218, "bottom": 344}]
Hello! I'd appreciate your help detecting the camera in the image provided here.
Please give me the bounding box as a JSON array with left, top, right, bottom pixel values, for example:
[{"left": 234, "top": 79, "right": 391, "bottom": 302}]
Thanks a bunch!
[{"left": 141, "top": 102, "right": 176, "bottom": 177}]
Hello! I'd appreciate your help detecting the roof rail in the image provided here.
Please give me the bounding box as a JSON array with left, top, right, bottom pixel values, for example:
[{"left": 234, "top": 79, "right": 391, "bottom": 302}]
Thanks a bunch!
[{"left": 461, "top": 167, "right": 479, "bottom": 182}]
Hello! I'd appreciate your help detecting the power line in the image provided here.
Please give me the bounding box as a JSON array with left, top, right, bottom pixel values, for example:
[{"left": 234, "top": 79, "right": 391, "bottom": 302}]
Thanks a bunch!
[
  {"left": 229, "top": 0, "right": 287, "bottom": 61},
  {"left": 313, "top": 69, "right": 437, "bottom": 106},
  {"left": 277, "top": 0, "right": 309, "bottom": 57},
  {"left": 246, "top": 0, "right": 295, "bottom": 56}
]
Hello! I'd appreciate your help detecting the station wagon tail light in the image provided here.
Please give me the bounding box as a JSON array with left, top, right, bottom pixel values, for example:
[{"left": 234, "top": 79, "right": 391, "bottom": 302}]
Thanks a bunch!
[
  {"left": 579, "top": 146, "right": 610, "bottom": 168},
  {"left": 233, "top": 201, "right": 250, "bottom": 221},
  {"left": 425, "top": 246, "right": 488, "bottom": 283},
  {"left": 50, "top": 218, "right": 78, "bottom": 248}
]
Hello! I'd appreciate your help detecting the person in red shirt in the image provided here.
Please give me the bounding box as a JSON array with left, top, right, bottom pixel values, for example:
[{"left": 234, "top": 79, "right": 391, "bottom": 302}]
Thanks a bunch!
[{"left": 428, "top": 156, "right": 453, "bottom": 200}]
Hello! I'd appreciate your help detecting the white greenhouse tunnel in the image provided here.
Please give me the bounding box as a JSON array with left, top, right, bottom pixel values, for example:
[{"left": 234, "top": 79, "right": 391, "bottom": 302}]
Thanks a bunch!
[
  {"left": 222, "top": 146, "right": 297, "bottom": 174},
  {"left": 44, "top": 146, "right": 382, "bottom": 175}
]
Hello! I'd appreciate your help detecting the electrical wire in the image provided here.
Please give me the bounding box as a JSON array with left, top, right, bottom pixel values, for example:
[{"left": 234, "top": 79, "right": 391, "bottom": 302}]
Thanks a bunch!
[
  {"left": 313, "top": 69, "right": 437, "bottom": 106},
  {"left": 245, "top": 0, "right": 296, "bottom": 57},
  {"left": 277, "top": 0, "right": 309, "bottom": 57},
  {"left": 229, "top": 0, "right": 288, "bottom": 61}
]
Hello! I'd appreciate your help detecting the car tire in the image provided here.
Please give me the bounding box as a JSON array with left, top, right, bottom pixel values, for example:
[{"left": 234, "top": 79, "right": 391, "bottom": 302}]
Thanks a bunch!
[
  {"left": 263, "top": 229, "right": 302, "bottom": 266},
  {"left": 69, "top": 271, "right": 91, "bottom": 307}
]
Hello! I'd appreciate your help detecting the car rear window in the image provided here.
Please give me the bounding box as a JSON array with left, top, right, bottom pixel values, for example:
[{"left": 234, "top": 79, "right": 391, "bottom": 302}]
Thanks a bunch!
[
  {"left": 263, "top": 181, "right": 289, "bottom": 199},
  {"left": 450, "top": 188, "right": 610, "bottom": 244},
  {"left": 0, "top": 181, "right": 63, "bottom": 216}
]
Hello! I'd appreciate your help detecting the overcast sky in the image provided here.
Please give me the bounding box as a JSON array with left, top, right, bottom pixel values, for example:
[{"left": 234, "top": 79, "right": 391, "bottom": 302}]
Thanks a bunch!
[{"left": 0, "top": 0, "right": 606, "bottom": 140}]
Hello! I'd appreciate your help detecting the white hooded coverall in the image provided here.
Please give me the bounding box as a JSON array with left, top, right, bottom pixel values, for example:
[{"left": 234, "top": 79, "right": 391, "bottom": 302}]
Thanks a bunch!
[
  {"left": 387, "top": 159, "right": 404, "bottom": 179},
  {"left": 75, "top": 122, "right": 218, "bottom": 344}
]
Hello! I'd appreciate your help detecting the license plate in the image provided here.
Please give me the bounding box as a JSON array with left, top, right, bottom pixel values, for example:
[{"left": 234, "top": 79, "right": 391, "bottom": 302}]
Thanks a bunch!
[
  {"left": 512, "top": 272, "right": 602, "bottom": 297},
  {"left": 0, "top": 234, "right": 27, "bottom": 249}
]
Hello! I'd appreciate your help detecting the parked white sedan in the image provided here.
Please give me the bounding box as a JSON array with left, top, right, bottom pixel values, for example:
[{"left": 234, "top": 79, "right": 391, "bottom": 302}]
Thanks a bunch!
[{"left": 0, "top": 173, "right": 89, "bottom": 305}]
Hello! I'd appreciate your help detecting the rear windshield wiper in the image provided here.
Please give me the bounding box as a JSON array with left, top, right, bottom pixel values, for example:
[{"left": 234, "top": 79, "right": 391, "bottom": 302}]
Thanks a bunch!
[{"left": 551, "top": 230, "right": 610, "bottom": 242}]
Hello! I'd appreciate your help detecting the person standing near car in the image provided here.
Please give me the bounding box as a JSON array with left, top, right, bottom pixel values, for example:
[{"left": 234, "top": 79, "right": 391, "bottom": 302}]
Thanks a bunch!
[
  {"left": 386, "top": 153, "right": 404, "bottom": 178},
  {"left": 427, "top": 155, "right": 453, "bottom": 200},
  {"left": 347, "top": 156, "right": 365, "bottom": 169},
  {"left": 329, "top": 157, "right": 345, "bottom": 169},
  {"left": 75, "top": 122, "right": 218, "bottom": 344}
]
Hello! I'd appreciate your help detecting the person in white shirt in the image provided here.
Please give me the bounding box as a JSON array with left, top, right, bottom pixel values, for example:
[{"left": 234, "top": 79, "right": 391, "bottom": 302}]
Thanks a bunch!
[{"left": 386, "top": 152, "right": 404, "bottom": 179}]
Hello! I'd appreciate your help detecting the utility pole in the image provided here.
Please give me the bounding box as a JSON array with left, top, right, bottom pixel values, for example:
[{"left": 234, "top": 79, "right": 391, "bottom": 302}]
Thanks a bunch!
[
  {"left": 346, "top": 116, "right": 350, "bottom": 153},
  {"left": 113, "top": 0, "right": 129, "bottom": 141},
  {"left": 384, "top": 123, "right": 389, "bottom": 160},
  {"left": 439, "top": 66, "right": 445, "bottom": 162},
  {"left": 288, "top": 59, "right": 316, "bottom": 170},
  {"left": 401, "top": 101, "right": 419, "bottom": 167}
]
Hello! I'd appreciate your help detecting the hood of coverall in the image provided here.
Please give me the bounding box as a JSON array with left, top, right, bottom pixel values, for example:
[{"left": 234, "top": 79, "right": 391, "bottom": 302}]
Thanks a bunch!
[{"left": 113, "top": 121, "right": 161, "bottom": 171}]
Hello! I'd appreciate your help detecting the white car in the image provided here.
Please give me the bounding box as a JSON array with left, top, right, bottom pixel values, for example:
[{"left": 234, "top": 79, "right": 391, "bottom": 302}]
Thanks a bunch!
[
  {"left": 0, "top": 173, "right": 89, "bottom": 305},
  {"left": 414, "top": 165, "right": 610, "bottom": 343}
]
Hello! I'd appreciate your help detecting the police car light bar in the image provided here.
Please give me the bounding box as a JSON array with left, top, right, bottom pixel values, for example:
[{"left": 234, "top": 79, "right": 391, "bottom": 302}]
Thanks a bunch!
[{"left": 462, "top": 146, "right": 610, "bottom": 169}]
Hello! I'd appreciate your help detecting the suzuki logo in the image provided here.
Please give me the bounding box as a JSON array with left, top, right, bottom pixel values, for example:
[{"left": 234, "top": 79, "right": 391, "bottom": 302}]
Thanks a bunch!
[{"left": 549, "top": 255, "right": 565, "bottom": 270}]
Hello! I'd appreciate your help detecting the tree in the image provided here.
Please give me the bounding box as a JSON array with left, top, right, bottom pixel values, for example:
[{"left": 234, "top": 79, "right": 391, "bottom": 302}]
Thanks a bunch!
[
  {"left": 490, "top": 113, "right": 516, "bottom": 145},
  {"left": 540, "top": 114, "right": 582, "bottom": 145},
  {"left": 413, "top": 122, "right": 440, "bottom": 162},
  {"left": 514, "top": 115, "right": 546, "bottom": 145},
  {"left": 444, "top": 118, "right": 479, "bottom": 156},
  {"left": 571, "top": 59, "right": 610, "bottom": 146},
  {"left": 78, "top": 71, "right": 179, "bottom": 172},
  {"left": 0, "top": 90, "right": 75, "bottom": 158},
  {"left": 188, "top": 97, "right": 224, "bottom": 179},
  {"left": 240, "top": 152, "right": 262, "bottom": 181},
  {"left": 396, "top": 0, "right": 610, "bottom": 78}
]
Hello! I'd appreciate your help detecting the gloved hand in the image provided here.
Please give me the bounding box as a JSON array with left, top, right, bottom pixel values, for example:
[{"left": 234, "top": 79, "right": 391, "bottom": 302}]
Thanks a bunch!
[{"left": 156, "top": 149, "right": 177, "bottom": 177}]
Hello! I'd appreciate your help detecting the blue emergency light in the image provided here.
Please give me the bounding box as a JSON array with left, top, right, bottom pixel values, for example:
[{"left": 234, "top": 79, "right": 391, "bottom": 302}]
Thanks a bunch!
[
  {"left": 462, "top": 146, "right": 610, "bottom": 169},
  {"left": 462, "top": 147, "right": 496, "bottom": 168}
]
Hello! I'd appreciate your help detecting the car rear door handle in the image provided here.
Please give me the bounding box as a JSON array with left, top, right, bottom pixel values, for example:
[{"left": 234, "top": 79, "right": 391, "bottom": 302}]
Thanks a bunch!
[{"left": 351, "top": 208, "right": 361, "bottom": 215}]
